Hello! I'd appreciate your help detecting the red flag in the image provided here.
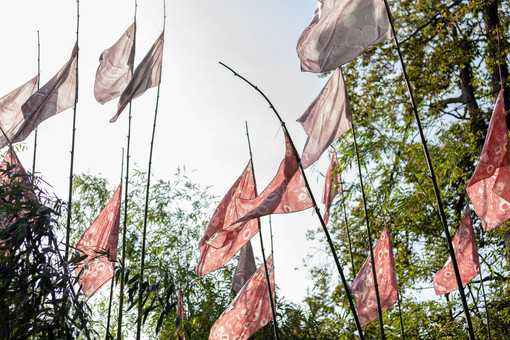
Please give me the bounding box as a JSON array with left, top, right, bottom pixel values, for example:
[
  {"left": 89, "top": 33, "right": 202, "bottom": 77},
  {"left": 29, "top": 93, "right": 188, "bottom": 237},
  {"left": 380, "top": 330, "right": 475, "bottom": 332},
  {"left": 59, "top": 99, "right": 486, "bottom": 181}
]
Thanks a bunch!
[
  {"left": 433, "top": 206, "right": 480, "bottom": 295},
  {"left": 231, "top": 132, "right": 313, "bottom": 225},
  {"left": 297, "top": 0, "right": 393, "bottom": 73},
  {"left": 209, "top": 255, "right": 275, "bottom": 340},
  {"left": 466, "top": 89, "right": 510, "bottom": 231},
  {"left": 94, "top": 23, "right": 136, "bottom": 104},
  {"left": 298, "top": 68, "right": 352, "bottom": 168},
  {"left": 14, "top": 43, "right": 78, "bottom": 143},
  {"left": 0, "top": 147, "right": 29, "bottom": 185},
  {"left": 196, "top": 162, "right": 259, "bottom": 277},
  {"left": 175, "top": 282, "right": 185, "bottom": 340},
  {"left": 232, "top": 240, "right": 257, "bottom": 293},
  {"left": 75, "top": 183, "right": 122, "bottom": 297},
  {"left": 0, "top": 77, "right": 38, "bottom": 149},
  {"left": 110, "top": 32, "right": 164, "bottom": 123},
  {"left": 323, "top": 152, "right": 342, "bottom": 225},
  {"left": 351, "top": 226, "right": 398, "bottom": 327}
]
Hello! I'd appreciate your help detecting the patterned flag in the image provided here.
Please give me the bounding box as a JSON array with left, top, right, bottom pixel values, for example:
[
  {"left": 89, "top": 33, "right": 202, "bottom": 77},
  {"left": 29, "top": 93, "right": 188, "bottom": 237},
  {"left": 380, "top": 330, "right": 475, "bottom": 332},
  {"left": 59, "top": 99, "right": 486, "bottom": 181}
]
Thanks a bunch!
[
  {"left": 231, "top": 132, "right": 313, "bottom": 226},
  {"left": 434, "top": 206, "right": 480, "bottom": 295},
  {"left": 209, "top": 255, "right": 275, "bottom": 340},
  {"left": 94, "top": 23, "right": 136, "bottom": 104},
  {"left": 297, "top": 0, "right": 394, "bottom": 73},
  {"left": 351, "top": 226, "right": 398, "bottom": 327},
  {"left": 75, "top": 183, "right": 122, "bottom": 297},
  {"left": 175, "top": 282, "right": 185, "bottom": 340},
  {"left": 110, "top": 32, "right": 164, "bottom": 123},
  {"left": 466, "top": 89, "right": 510, "bottom": 231},
  {"left": 323, "top": 152, "right": 342, "bottom": 225},
  {"left": 0, "top": 148, "right": 29, "bottom": 185},
  {"left": 0, "top": 77, "right": 38, "bottom": 149},
  {"left": 232, "top": 240, "right": 257, "bottom": 293},
  {"left": 13, "top": 43, "right": 78, "bottom": 144},
  {"left": 196, "top": 162, "right": 259, "bottom": 277},
  {"left": 298, "top": 68, "right": 352, "bottom": 168}
]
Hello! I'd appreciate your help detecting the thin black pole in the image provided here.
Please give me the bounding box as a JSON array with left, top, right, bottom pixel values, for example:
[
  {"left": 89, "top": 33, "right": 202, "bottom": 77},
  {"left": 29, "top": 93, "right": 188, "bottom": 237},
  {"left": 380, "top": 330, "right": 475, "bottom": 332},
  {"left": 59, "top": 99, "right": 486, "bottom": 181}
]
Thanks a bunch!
[
  {"left": 245, "top": 121, "right": 280, "bottom": 340},
  {"left": 337, "top": 161, "right": 356, "bottom": 282},
  {"left": 396, "top": 291, "right": 406, "bottom": 340},
  {"left": 32, "top": 30, "right": 40, "bottom": 181},
  {"left": 219, "top": 62, "right": 364, "bottom": 339},
  {"left": 477, "top": 226, "right": 492, "bottom": 340},
  {"left": 352, "top": 126, "right": 385, "bottom": 338},
  {"left": 382, "top": 2, "right": 475, "bottom": 338},
  {"left": 269, "top": 215, "right": 274, "bottom": 254}
]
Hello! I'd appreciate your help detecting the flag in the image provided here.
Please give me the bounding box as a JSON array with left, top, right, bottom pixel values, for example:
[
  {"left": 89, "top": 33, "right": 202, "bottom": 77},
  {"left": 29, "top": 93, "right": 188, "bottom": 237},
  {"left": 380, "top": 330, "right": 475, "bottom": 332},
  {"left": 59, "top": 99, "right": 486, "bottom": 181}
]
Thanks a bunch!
[
  {"left": 110, "top": 32, "right": 164, "bottom": 123},
  {"left": 466, "top": 89, "right": 510, "bottom": 231},
  {"left": 297, "top": 0, "right": 394, "bottom": 73},
  {"left": 209, "top": 255, "right": 275, "bottom": 340},
  {"left": 94, "top": 22, "right": 136, "bottom": 104},
  {"left": 75, "top": 183, "right": 122, "bottom": 297},
  {"left": 196, "top": 162, "right": 259, "bottom": 277},
  {"left": 175, "top": 282, "right": 185, "bottom": 340},
  {"left": 433, "top": 206, "right": 480, "bottom": 295},
  {"left": 13, "top": 43, "right": 78, "bottom": 144},
  {"left": 298, "top": 68, "right": 352, "bottom": 168},
  {"left": 0, "top": 147, "right": 29, "bottom": 186},
  {"left": 231, "top": 131, "right": 313, "bottom": 226},
  {"left": 232, "top": 240, "right": 257, "bottom": 293},
  {"left": 351, "top": 226, "right": 398, "bottom": 327},
  {"left": 323, "top": 151, "right": 341, "bottom": 225},
  {"left": 0, "top": 77, "right": 38, "bottom": 149}
]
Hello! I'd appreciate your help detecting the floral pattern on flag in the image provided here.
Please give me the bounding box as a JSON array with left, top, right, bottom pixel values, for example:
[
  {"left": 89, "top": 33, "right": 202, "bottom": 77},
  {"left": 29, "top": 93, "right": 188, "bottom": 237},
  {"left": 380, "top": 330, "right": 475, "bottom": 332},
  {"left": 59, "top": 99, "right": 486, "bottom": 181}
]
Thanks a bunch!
[{"left": 323, "top": 151, "right": 342, "bottom": 225}]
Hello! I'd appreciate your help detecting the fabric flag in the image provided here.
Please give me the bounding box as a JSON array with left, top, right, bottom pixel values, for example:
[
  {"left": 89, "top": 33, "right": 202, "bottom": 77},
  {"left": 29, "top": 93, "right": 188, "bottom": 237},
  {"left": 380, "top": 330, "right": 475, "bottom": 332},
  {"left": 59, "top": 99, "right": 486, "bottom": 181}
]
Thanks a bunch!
[
  {"left": 75, "top": 183, "right": 122, "bottom": 297},
  {"left": 209, "top": 255, "right": 275, "bottom": 340},
  {"left": 466, "top": 89, "right": 510, "bottom": 231},
  {"left": 94, "top": 22, "right": 136, "bottom": 104},
  {"left": 0, "top": 77, "right": 38, "bottom": 149},
  {"left": 13, "top": 43, "right": 77, "bottom": 144},
  {"left": 231, "top": 131, "right": 314, "bottom": 226},
  {"left": 298, "top": 68, "right": 352, "bottom": 168},
  {"left": 196, "top": 162, "right": 259, "bottom": 277},
  {"left": 351, "top": 226, "right": 398, "bottom": 327},
  {"left": 175, "top": 282, "right": 185, "bottom": 340},
  {"left": 232, "top": 240, "right": 257, "bottom": 293},
  {"left": 323, "top": 152, "right": 342, "bottom": 225},
  {"left": 297, "top": 0, "right": 394, "bottom": 73},
  {"left": 110, "top": 32, "right": 164, "bottom": 123},
  {"left": 433, "top": 206, "right": 480, "bottom": 295}
]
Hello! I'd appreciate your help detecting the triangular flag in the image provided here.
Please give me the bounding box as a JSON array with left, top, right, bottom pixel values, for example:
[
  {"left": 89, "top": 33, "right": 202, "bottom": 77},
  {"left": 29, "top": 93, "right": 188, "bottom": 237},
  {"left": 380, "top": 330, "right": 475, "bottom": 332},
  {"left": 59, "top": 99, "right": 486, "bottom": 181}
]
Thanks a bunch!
[
  {"left": 196, "top": 162, "right": 259, "bottom": 277},
  {"left": 0, "top": 147, "right": 30, "bottom": 186},
  {"left": 351, "top": 226, "right": 398, "bottom": 327},
  {"left": 323, "top": 152, "right": 342, "bottom": 225},
  {"left": 14, "top": 43, "right": 78, "bottom": 143},
  {"left": 175, "top": 282, "right": 185, "bottom": 340},
  {"left": 433, "top": 206, "right": 480, "bottom": 295},
  {"left": 298, "top": 68, "right": 352, "bottom": 168},
  {"left": 94, "top": 23, "right": 136, "bottom": 104},
  {"left": 110, "top": 32, "right": 164, "bottom": 123},
  {"left": 297, "top": 0, "right": 393, "bottom": 73},
  {"left": 466, "top": 89, "right": 510, "bottom": 231},
  {"left": 209, "top": 255, "right": 275, "bottom": 340},
  {"left": 75, "top": 183, "right": 122, "bottom": 297},
  {"left": 232, "top": 240, "right": 257, "bottom": 294},
  {"left": 0, "top": 77, "right": 38, "bottom": 149}
]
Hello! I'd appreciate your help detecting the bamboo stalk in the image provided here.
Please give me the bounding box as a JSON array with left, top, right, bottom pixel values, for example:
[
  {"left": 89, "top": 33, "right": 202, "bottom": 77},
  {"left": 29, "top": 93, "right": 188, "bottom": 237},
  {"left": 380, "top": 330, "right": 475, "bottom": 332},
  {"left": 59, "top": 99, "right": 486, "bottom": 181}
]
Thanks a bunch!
[{"left": 32, "top": 30, "right": 40, "bottom": 182}]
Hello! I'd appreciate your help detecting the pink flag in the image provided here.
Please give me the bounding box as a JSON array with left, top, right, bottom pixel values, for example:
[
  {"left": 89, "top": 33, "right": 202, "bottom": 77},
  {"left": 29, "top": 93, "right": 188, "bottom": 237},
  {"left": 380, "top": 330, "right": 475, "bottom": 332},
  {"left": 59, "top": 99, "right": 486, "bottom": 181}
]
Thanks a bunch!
[
  {"left": 94, "top": 23, "right": 136, "bottom": 104},
  {"left": 75, "top": 183, "right": 122, "bottom": 297},
  {"left": 14, "top": 43, "right": 78, "bottom": 144},
  {"left": 323, "top": 152, "right": 341, "bottom": 225},
  {"left": 110, "top": 32, "right": 164, "bottom": 123},
  {"left": 209, "top": 255, "right": 275, "bottom": 340},
  {"left": 433, "top": 206, "right": 480, "bottom": 295},
  {"left": 175, "top": 282, "right": 185, "bottom": 340},
  {"left": 298, "top": 68, "right": 352, "bottom": 168},
  {"left": 231, "top": 132, "right": 313, "bottom": 225},
  {"left": 196, "top": 162, "right": 259, "bottom": 277},
  {"left": 297, "top": 0, "right": 394, "bottom": 73},
  {"left": 466, "top": 89, "right": 510, "bottom": 231},
  {"left": 0, "top": 77, "right": 38, "bottom": 149},
  {"left": 0, "top": 147, "right": 29, "bottom": 184},
  {"left": 351, "top": 226, "right": 398, "bottom": 327},
  {"left": 232, "top": 240, "right": 257, "bottom": 293}
]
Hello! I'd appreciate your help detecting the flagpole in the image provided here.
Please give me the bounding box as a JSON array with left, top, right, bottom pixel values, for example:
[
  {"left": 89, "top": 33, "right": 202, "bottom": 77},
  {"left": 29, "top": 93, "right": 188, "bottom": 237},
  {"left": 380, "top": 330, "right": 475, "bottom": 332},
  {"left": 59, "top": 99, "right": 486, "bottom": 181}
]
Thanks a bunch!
[
  {"left": 245, "top": 121, "right": 280, "bottom": 340},
  {"left": 396, "top": 291, "right": 406, "bottom": 339},
  {"left": 269, "top": 215, "right": 274, "bottom": 254},
  {"left": 478, "top": 228, "right": 492, "bottom": 339},
  {"left": 352, "top": 126, "right": 386, "bottom": 338},
  {"left": 219, "top": 62, "right": 365, "bottom": 339},
  {"left": 32, "top": 30, "right": 40, "bottom": 181},
  {"left": 382, "top": 1, "right": 475, "bottom": 338},
  {"left": 136, "top": 1, "right": 165, "bottom": 338}
]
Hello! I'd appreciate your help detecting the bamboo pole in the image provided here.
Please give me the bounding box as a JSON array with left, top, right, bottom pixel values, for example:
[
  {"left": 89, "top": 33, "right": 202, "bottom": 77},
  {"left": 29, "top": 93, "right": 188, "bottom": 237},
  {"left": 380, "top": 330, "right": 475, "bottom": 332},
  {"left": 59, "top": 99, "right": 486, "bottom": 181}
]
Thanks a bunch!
[
  {"left": 382, "top": 2, "right": 475, "bottom": 338},
  {"left": 245, "top": 121, "right": 280, "bottom": 340},
  {"left": 219, "top": 62, "right": 365, "bottom": 339},
  {"left": 32, "top": 31, "right": 40, "bottom": 181}
]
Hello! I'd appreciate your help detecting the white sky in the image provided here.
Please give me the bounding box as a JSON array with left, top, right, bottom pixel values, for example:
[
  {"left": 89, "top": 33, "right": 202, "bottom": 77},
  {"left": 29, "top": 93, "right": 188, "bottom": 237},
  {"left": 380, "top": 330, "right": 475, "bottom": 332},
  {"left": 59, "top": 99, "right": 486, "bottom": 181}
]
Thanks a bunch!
[{"left": 0, "top": 0, "right": 347, "bottom": 306}]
